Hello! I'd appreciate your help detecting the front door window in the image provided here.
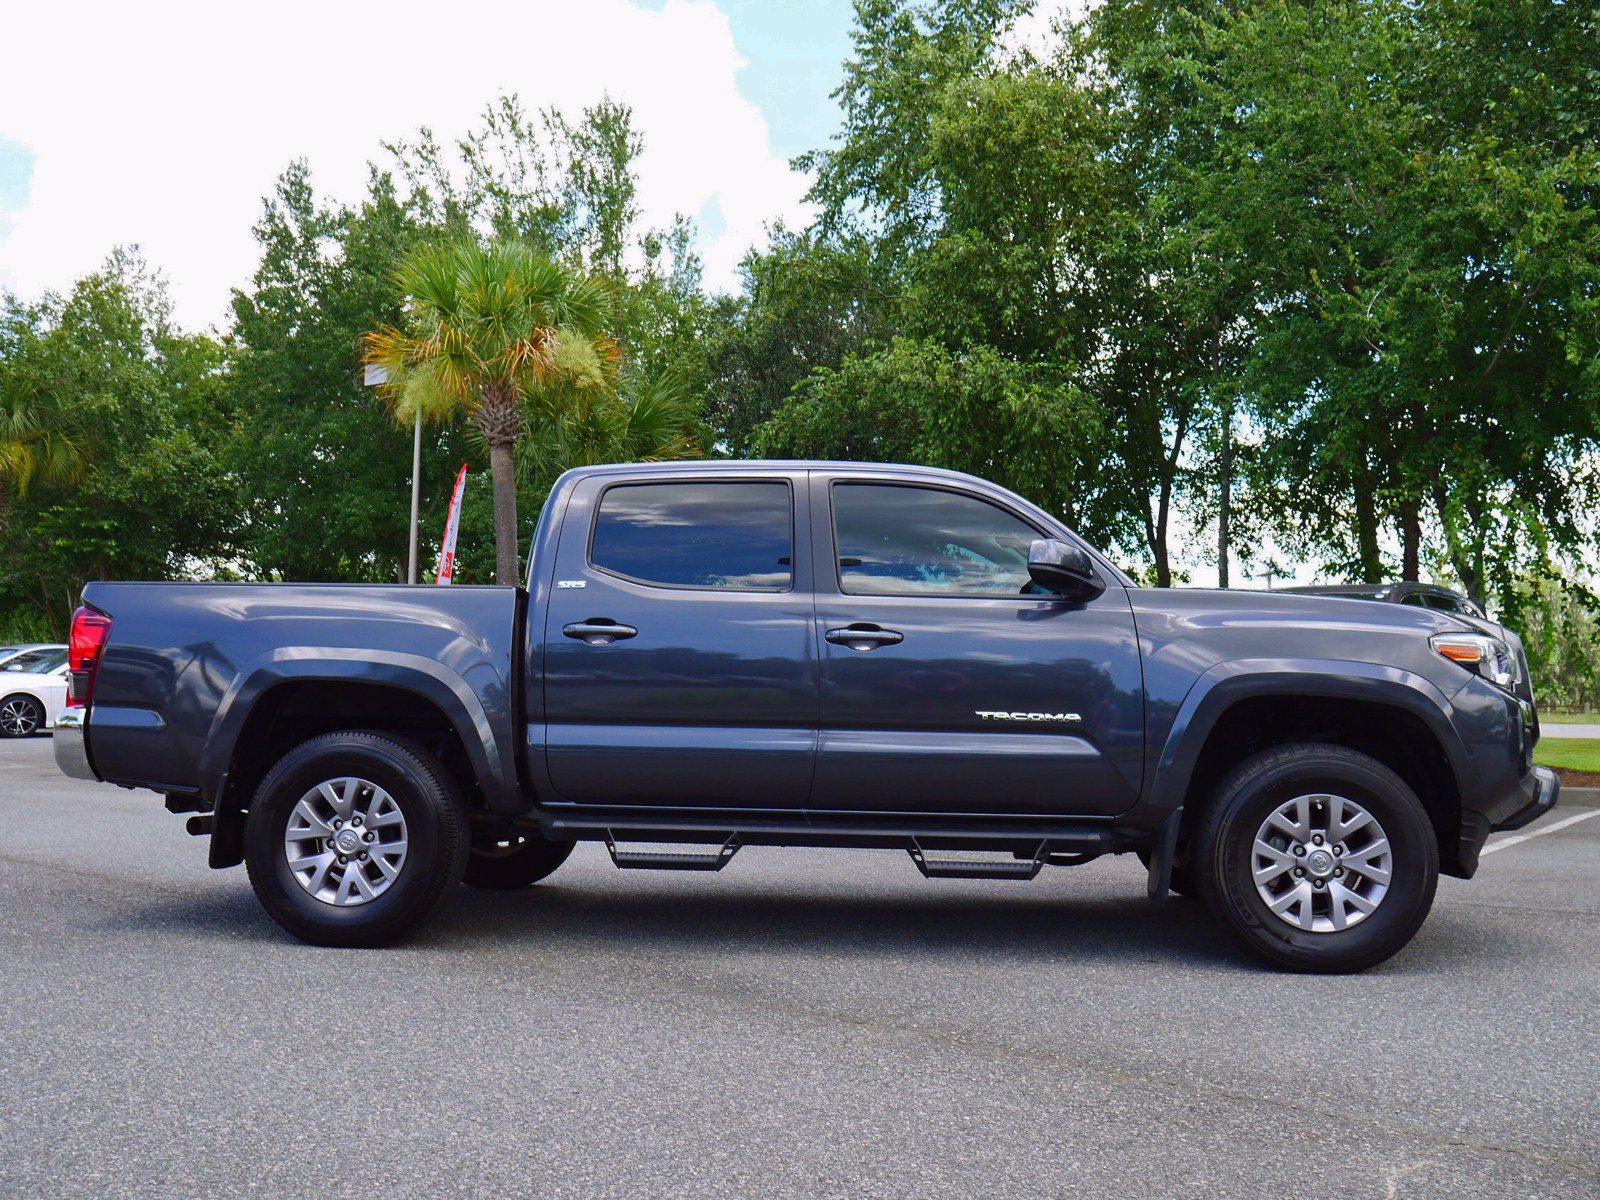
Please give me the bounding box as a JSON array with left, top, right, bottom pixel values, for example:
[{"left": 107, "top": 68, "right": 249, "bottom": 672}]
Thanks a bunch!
[{"left": 832, "top": 483, "right": 1039, "bottom": 598}]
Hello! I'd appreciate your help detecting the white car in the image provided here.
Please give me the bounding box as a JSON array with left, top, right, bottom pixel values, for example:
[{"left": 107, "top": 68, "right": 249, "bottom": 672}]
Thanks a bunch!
[
  {"left": 0, "top": 647, "right": 70, "bottom": 737},
  {"left": 0, "top": 642, "right": 65, "bottom": 668}
]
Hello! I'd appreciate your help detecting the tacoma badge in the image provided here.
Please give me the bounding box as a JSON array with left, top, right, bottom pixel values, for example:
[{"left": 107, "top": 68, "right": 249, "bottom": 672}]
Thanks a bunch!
[{"left": 974, "top": 710, "right": 1082, "bottom": 723}]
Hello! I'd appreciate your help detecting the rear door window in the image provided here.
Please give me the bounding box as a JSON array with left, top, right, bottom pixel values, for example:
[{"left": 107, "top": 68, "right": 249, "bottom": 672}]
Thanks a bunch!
[{"left": 589, "top": 480, "right": 793, "bottom": 591}]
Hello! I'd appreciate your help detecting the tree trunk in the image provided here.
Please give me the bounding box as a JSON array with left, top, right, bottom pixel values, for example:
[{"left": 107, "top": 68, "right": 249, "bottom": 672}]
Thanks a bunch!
[
  {"left": 1145, "top": 397, "right": 1194, "bottom": 589},
  {"left": 1353, "top": 469, "right": 1382, "bottom": 584},
  {"left": 1143, "top": 482, "right": 1172, "bottom": 589},
  {"left": 1430, "top": 481, "right": 1485, "bottom": 610},
  {"left": 487, "top": 441, "right": 520, "bottom": 585},
  {"left": 1217, "top": 400, "right": 1233, "bottom": 589},
  {"left": 1399, "top": 496, "right": 1421, "bottom": 582},
  {"left": 475, "top": 383, "right": 524, "bottom": 586}
]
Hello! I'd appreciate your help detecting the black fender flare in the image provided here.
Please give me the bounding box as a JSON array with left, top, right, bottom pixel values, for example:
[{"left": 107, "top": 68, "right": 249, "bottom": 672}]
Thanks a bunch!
[
  {"left": 199, "top": 651, "right": 521, "bottom": 868},
  {"left": 1139, "top": 658, "right": 1469, "bottom": 889}
]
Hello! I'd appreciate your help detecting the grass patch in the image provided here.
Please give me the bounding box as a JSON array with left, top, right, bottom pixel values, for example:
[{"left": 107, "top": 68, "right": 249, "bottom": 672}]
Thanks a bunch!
[
  {"left": 1540, "top": 711, "right": 1600, "bottom": 725},
  {"left": 1534, "top": 738, "right": 1600, "bottom": 773}
]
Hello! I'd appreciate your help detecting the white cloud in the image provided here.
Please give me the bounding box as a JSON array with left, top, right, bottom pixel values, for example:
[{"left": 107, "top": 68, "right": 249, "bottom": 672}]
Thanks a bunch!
[{"left": 0, "top": 0, "right": 813, "bottom": 330}]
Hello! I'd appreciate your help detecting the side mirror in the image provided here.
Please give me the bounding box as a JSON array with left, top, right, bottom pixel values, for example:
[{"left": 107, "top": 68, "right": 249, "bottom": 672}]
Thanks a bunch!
[{"left": 1027, "top": 538, "right": 1105, "bottom": 602}]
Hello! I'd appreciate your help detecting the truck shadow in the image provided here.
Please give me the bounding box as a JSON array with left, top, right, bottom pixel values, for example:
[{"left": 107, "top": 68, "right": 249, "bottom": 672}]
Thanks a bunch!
[
  {"left": 439, "top": 879, "right": 1246, "bottom": 969},
  {"left": 104, "top": 862, "right": 1487, "bottom": 974}
]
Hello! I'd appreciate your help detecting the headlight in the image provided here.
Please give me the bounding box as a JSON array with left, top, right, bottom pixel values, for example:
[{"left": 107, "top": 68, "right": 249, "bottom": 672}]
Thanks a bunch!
[{"left": 1431, "top": 632, "right": 1520, "bottom": 690}]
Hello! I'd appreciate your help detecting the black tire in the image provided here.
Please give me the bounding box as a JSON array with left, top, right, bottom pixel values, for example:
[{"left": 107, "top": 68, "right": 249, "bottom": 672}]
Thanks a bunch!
[
  {"left": 244, "top": 731, "right": 470, "bottom": 948},
  {"left": 1193, "top": 742, "right": 1439, "bottom": 973},
  {"left": 0, "top": 693, "right": 45, "bottom": 738},
  {"left": 463, "top": 828, "right": 575, "bottom": 889},
  {"left": 1136, "top": 847, "right": 1198, "bottom": 899}
]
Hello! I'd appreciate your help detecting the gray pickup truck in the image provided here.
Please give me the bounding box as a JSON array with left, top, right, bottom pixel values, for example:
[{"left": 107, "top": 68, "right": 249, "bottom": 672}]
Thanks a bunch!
[{"left": 55, "top": 461, "right": 1558, "bottom": 971}]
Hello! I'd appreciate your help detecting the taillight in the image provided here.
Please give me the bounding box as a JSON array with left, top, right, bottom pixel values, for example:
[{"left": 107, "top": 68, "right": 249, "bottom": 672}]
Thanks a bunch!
[{"left": 67, "top": 606, "right": 111, "bottom": 708}]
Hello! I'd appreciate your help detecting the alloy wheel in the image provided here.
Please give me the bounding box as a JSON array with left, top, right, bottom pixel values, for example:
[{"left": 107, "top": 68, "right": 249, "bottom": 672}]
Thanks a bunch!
[
  {"left": 283, "top": 777, "right": 409, "bottom": 907},
  {"left": 1251, "top": 793, "right": 1392, "bottom": 933},
  {"left": 0, "top": 698, "right": 40, "bottom": 737}
]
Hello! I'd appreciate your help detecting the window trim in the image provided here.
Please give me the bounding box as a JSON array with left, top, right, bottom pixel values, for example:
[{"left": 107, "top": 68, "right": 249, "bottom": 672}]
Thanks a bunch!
[
  {"left": 585, "top": 477, "right": 798, "bottom": 594},
  {"left": 826, "top": 479, "right": 1054, "bottom": 601}
]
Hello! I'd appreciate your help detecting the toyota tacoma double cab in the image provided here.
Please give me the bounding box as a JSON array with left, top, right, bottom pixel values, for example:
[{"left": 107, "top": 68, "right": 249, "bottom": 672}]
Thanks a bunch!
[{"left": 55, "top": 461, "right": 1559, "bottom": 971}]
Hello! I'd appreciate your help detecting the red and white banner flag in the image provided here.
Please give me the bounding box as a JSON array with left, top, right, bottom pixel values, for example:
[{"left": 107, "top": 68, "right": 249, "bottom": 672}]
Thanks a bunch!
[{"left": 435, "top": 463, "right": 468, "bottom": 585}]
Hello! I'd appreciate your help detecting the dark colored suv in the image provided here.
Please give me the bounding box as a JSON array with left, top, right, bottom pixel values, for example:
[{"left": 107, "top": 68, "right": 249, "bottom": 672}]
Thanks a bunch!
[{"left": 1281, "top": 582, "right": 1487, "bottom": 619}]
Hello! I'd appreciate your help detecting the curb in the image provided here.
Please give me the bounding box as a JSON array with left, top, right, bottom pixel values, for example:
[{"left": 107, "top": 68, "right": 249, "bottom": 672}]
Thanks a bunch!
[{"left": 1560, "top": 786, "right": 1600, "bottom": 806}]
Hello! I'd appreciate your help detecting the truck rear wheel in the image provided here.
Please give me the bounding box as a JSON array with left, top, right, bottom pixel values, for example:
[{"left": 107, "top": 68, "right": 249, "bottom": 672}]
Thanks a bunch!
[
  {"left": 1192, "top": 742, "right": 1438, "bottom": 973},
  {"left": 244, "top": 731, "right": 469, "bottom": 947},
  {"left": 463, "top": 828, "right": 575, "bottom": 889}
]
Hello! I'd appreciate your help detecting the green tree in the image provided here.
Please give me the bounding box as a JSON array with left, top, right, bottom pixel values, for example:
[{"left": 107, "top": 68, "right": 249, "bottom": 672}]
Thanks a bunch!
[
  {"left": 0, "top": 297, "right": 91, "bottom": 502},
  {"left": 226, "top": 164, "right": 455, "bottom": 583},
  {"left": 754, "top": 336, "right": 1106, "bottom": 525},
  {"left": 365, "top": 240, "right": 610, "bottom": 583},
  {"left": 0, "top": 251, "right": 237, "bottom": 634},
  {"left": 1178, "top": 0, "right": 1600, "bottom": 603},
  {"left": 1510, "top": 574, "right": 1600, "bottom": 711},
  {"left": 697, "top": 227, "right": 899, "bottom": 456}
]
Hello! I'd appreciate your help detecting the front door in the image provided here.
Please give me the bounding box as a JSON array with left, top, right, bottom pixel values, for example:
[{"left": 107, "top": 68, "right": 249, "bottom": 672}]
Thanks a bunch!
[
  {"left": 540, "top": 471, "right": 817, "bottom": 811},
  {"left": 809, "top": 477, "right": 1143, "bottom": 819}
]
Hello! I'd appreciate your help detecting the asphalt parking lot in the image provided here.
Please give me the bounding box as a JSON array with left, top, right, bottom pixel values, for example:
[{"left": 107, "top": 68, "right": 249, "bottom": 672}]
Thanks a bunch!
[{"left": 2, "top": 736, "right": 1596, "bottom": 1199}]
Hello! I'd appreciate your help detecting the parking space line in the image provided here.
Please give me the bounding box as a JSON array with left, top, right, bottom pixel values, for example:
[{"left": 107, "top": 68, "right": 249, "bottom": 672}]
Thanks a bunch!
[{"left": 1481, "top": 809, "right": 1600, "bottom": 856}]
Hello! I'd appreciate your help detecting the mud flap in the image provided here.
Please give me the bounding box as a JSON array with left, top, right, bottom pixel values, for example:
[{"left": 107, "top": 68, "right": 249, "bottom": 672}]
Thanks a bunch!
[{"left": 1146, "top": 808, "right": 1183, "bottom": 904}]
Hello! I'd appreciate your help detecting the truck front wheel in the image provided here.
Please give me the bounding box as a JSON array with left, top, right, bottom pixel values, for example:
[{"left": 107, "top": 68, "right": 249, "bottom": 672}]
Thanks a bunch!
[
  {"left": 244, "top": 731, "right": 470, "bottom": 947},
  {"left": 463, "top": 828, "right": 575, "bottom": 889},
  {"left": 1192, "top": 742, "right": 1439, "bottom": 973}
]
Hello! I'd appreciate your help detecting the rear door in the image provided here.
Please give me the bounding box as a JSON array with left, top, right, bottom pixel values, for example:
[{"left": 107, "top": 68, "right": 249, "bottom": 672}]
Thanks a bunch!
[
  {"left": 809, "top": 475, "right": 1144, "bottom": 818},
  {"left": 539, "top": 470, "right": 818, "bottom": 811}
]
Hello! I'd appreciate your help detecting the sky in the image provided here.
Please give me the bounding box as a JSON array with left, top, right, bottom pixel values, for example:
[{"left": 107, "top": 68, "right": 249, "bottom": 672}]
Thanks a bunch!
[{"left": 0, "top": 0, "right": 858, "bottom": 331}]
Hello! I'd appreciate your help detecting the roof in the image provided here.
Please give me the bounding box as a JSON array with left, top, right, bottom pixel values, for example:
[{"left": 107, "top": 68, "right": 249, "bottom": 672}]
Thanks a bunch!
[{"left": 562, "top": 460, "right": 1001, "bottom": 486}]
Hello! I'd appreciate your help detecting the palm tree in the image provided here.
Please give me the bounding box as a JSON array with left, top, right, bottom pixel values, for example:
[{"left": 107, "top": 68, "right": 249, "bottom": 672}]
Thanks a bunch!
[
  {"left": 0, "top": 366, "right": 91, "bottom": 512},
  {"left": 364, "top": 240, "right": 609, "bottom": 584},
  {"left": 515, "top": 333, "right": 701, "bottom": 498}
]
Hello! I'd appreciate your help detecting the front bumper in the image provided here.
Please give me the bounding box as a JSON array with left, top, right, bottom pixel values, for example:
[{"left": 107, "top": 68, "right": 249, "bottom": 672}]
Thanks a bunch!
[
  {"left": 1456, "top": 765, "right": 1560, "bottom": 876},
  {"left": 1495, "top": 764, "right": 1561, "bottom": 833},
  {"left": 53, "top": 707, "right": 97, "bottom": 782}
]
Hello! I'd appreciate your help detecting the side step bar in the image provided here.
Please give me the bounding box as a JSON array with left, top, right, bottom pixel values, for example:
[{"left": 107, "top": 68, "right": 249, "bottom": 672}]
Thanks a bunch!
[
  {"left": 605, "top": 831, "right": 741, "bottom": 872},
  {"left": 908, "top": 838, "right": 1047, "bottom": 880}
]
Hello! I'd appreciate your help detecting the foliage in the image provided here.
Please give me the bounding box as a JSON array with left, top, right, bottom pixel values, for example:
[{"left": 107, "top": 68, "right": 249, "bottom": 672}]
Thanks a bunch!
[
  {"left": 225, "top": 165, "right": 459, "bottom": 584},
  {"left": 365, "top": 239, "right": 613, "bottom": 583},
  {"left": 1167, "top": 0, "right": 1600, "bottom": 603},
  {"left": 0, "top": 251, "right": 237, "bottom": 635},
  {"left": 695, "top": 226, "right": 900, "bottom": 456},
  {"left": 1511, "top": 575, "right": 1600, "bottom": 711},
  {"left": 754, "top": 336, "right": 1105, "bottom": 524}
]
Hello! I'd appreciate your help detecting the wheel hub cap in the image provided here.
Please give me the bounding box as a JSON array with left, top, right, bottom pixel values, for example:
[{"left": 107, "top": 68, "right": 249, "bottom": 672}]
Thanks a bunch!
[
  {"left": 283, "top": 777, "right": 409, "bottom": 907},
  {"left": 1251, "top": 793, "right": 1392, "bottom": 934}
]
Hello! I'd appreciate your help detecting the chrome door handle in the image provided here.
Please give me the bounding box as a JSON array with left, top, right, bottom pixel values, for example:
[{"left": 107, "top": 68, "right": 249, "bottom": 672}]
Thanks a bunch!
[
  {"left": 563, "top": 619, "right": 638, "bottom": 646},
  {"left": 825, "top": 623, "right": 904, "bottom": 651}
]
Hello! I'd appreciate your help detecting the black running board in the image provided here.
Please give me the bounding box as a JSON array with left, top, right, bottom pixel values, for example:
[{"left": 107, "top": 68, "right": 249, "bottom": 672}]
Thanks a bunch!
[
  {"left": 908, "top": 838, "right": 1047, "bottom": 880},
  {"left": 548, "top": 811, "right": 1115, "bottom": 857},
  {"left": 605, "top": 831, "right": 741, "bottom": 872}
]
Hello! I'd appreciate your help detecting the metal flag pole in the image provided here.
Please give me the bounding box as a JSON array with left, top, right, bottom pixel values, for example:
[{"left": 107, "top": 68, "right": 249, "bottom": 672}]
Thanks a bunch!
[{"left": 407, "top": 410, "right": 422, "bottom": 585}]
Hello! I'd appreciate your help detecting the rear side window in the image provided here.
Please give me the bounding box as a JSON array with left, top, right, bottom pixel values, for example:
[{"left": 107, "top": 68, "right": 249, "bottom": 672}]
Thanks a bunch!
[
  {"left": 3, "top": 649, "right": 64, "bottom": 673},
  {"left": 590, "top": 481, "right": 793, "bottom": 590},
  {"left": 832, "top": 482, "right": 1041, "bottom": 597}
]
